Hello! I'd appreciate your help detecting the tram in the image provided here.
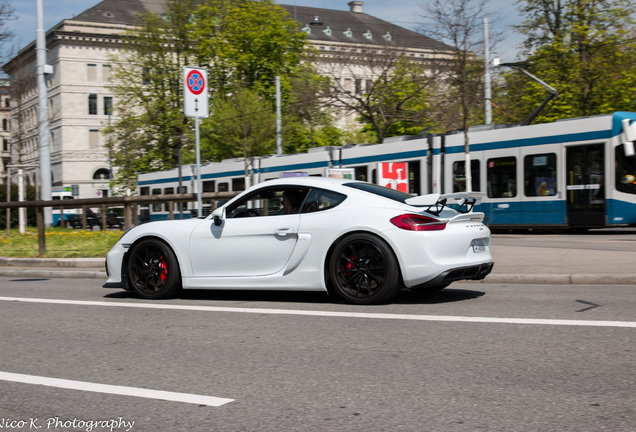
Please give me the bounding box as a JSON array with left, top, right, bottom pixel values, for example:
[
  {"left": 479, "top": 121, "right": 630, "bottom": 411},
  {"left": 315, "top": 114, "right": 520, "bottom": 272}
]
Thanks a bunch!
[
  {"left": 137, "top": 111, "right": 636, "bottom": 229},
  {"left": 51, "top": 188, "right": 78, "bottom": 226}
]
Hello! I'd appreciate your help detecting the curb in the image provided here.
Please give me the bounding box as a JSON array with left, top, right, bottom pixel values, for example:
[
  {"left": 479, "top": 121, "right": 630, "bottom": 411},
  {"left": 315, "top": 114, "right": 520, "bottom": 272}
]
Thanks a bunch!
[
  {"left": 0, "top": 257, "right": 104, "bottom": 269},
  {"left": 0, "top": 269, "right": 105, "bottom": 279},
  {"left": 483, "top": 274, "right": 636, "bottom": 286}
]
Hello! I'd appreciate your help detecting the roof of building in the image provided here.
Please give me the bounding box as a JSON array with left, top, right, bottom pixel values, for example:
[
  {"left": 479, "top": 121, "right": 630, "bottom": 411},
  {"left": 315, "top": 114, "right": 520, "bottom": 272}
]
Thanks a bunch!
[
  {"left": 279, "top": 4, "right": 451, "bottom": 51},
  {"left": 71, "top": 0, "right": 451, "bottom": 52}
]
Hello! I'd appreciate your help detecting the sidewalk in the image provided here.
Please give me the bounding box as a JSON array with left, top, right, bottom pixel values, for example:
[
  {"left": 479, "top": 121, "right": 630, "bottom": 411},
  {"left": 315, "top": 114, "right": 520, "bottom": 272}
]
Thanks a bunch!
[{"left": 1, "top": 245, "right": 636, "bottom": 285}]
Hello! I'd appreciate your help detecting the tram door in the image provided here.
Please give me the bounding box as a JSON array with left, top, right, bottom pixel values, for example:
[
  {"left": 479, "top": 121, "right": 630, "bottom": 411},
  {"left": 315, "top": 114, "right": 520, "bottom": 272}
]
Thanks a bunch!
[{"left": 566, "top": 144, "right": 605, "bottom": 227}]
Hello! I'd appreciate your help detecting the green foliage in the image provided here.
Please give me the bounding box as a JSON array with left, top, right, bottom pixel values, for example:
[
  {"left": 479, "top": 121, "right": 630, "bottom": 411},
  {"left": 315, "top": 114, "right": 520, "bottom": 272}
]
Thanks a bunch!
[
  {"left": 330, "top": 55, "right": 440, "bottom": 143},
  {"left": 0, "top": 183, "right": 37, "bottom": 227},
  {"left": 494, "top": 0, "right": 636, "bottom": 124},
  {"left": 200, "top": 86, "right": 276, "bottom": 164},
  {"left": 107, "top": 0, "right": 317, "bottom": 192},
  {"left": 190, "top": 0, "right": 307, "bottom": 97},
  {"left": 107, "top": 0, "right": 198, "bottom": 193}
]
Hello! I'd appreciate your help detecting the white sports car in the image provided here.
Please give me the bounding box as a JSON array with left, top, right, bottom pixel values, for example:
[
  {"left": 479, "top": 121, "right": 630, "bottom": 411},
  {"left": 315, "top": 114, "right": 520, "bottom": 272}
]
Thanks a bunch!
[{"left": 103, "top": 177, "right": 493, "bottom": 304}]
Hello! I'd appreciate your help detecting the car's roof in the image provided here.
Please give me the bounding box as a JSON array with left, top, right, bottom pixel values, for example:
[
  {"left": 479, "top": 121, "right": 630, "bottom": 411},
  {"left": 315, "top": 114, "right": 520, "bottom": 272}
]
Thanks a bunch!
[{"left": 256, "top": 176, "right": 360, "bottom": 188}]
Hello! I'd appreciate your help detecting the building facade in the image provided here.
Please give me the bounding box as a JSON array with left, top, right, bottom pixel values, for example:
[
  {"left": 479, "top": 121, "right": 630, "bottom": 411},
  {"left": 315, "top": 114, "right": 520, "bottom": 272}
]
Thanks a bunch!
[{"left": 2, "top": 0, "right": 452, "bottom": 199}]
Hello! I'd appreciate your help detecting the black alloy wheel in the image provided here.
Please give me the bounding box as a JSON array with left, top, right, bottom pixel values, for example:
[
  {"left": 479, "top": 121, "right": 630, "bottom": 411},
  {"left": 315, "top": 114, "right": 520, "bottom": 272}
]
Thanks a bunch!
[
  {"left": 127, "top": 238, "right": 181, "bottom": 299},
  {"left": 329, "top": 233, "right": 400, "bottom": 305}
]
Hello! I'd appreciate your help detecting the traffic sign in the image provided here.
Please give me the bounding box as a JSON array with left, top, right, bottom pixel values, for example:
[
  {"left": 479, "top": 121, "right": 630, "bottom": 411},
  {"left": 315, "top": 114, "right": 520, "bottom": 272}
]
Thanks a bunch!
[{"left": 183, "top": 66, "right": 209, "bottom": 118}]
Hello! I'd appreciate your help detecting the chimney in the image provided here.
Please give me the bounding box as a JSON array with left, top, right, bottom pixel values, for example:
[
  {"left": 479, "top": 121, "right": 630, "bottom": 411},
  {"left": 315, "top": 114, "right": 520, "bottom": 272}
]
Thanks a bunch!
[{"left": 348, "top": 1, "right": 363, "bottom": 13}]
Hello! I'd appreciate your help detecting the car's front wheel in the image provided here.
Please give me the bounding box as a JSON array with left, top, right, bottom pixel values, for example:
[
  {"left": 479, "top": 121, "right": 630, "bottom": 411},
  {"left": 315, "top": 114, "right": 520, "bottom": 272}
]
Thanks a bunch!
[
  {"left": 127, "top": 238, "right": 181, "bottom": 299},
  {"left": 328, "top": 233, "right": 400, "bottom": 305}
]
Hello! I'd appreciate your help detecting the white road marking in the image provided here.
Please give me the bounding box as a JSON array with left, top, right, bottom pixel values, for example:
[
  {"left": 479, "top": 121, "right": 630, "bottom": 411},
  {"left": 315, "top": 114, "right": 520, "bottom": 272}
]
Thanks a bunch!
[
  {"left": 1, "top": 296, "right": 635, "bottom": 328},
  {"left": 0, "top": 371, "right": 234, "bottom": 407}
]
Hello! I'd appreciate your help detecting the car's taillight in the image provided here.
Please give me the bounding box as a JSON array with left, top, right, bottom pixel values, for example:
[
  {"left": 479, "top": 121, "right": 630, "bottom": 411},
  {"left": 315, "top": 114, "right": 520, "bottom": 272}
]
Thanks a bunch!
[{"left": 390, "top": 214, "right": 447, "bottom": 231}]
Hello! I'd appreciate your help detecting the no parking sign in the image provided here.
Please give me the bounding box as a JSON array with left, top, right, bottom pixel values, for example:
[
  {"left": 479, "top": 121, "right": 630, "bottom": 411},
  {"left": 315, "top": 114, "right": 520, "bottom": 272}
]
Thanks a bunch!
[{"left": 183, "top": 66, "right": 209, "bottom": 118}]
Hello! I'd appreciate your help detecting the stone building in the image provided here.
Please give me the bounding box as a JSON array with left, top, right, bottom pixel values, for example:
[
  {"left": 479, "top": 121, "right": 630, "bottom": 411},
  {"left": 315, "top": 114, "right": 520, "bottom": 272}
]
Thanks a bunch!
[{"left": 2, "top": 0, "right": 452, "bottom": 198}]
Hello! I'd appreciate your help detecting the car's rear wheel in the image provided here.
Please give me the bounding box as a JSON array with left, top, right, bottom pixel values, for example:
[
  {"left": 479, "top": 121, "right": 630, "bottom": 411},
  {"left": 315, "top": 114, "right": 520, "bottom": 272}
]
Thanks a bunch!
[
  {"left": 127, "top": 238, "right": 181, "bottom": 299},
  {"left": 328, "top": 233, "right": 400, "bottom": 305}
]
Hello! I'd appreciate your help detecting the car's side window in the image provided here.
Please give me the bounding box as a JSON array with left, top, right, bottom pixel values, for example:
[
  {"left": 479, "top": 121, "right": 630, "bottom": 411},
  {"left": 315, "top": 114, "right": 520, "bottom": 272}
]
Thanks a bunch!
[
  {"left": 301, "top": 188, "right": 346, "bottom": 213},
  {"left": 226, "top": 187, "right": 308, "bottom": 218}
]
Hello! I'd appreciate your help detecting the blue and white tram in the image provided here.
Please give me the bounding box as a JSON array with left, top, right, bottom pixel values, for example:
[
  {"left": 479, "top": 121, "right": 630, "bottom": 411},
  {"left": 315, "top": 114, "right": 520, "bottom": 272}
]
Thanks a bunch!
[
  {"left": 440, "top": 111, "right": 636, "bottom": 229},
  {"left": 136, "top": 111, "right": 636, "bottom": 229},
  {"left": 51, "top": 188, "right": 78, "bottom": 225},
  {"left": 137, "top": 146, "right": 337, "bottom": 221}
]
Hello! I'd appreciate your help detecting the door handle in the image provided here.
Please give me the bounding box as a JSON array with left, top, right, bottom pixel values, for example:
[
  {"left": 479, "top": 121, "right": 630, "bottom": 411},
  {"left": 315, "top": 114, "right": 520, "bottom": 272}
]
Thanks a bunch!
[{"left": 275, "top": 227, "right": 294, "bottom": 237}]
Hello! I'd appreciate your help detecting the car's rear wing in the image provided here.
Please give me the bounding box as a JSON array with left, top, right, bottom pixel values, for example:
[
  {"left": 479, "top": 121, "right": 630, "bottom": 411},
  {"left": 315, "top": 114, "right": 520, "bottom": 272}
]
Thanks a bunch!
[{"left": 406, "top": 192, "right": 486, "bottom": 215}]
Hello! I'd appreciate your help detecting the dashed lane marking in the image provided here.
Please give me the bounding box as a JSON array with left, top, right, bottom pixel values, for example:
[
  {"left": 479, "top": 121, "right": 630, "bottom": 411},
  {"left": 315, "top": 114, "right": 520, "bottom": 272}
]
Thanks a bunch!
[{"left": 0, "top": 371, "right": 234, "bottom": 407}]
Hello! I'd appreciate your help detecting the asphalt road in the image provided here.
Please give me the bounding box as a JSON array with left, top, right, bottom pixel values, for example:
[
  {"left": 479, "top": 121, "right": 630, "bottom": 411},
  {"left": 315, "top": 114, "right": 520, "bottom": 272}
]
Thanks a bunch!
[{"left": 1, "top": 278, "right": 634, "bottom": 432}]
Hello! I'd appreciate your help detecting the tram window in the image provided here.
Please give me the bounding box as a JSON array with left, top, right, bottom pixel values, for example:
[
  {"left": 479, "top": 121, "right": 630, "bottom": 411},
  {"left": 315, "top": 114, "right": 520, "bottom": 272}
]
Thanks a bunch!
[
  {"left": 524, "top": 153, "right": 557, "bottom": 196},
  {"left": 408, "top": 161, "right": 421, "bottom": 195},
  {"left": 487, "top": 157, "right": 517, "bottom": 198},
  {"left": 179, "top": 186, "right": 187, "bottom": 210},
  {"left": 203, "top": 180, "right": 215, "bottom": 193},
  {"left": 615, "top": 144, "right": 636, "bottom": 195},
  {"left": 140, "top": 187, "right": 149, "bottom": 196},
  {"left": 218, "top": 182, "right": 229, "bottom": 192},
  {"left": 151, "top": 188, "right": 163, "bottom": 212},
  {"left": 232, "top": 178, "right": 245, "bottom": 191},
  {"left": 453, "top": 160, "right": 480, "bottom": 192},
  {"left": 354, "top": 166, "right": 367, "bottom": 182}
]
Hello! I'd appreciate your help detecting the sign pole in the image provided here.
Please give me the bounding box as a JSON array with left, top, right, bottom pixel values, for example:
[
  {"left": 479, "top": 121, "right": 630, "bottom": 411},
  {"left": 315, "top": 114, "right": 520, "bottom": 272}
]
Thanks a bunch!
[
  {"left": 183, "top": 66, "right": 209, "bottom": 218},
  {"left": 195, "top": 117, "right": 203, "bottom": 217}
]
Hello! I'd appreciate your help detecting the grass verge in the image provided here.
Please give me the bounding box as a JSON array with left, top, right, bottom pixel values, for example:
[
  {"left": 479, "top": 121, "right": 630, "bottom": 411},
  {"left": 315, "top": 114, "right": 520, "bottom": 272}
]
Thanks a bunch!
[{"left": 0, "top": 227, "right": 122, "bottom": 258}]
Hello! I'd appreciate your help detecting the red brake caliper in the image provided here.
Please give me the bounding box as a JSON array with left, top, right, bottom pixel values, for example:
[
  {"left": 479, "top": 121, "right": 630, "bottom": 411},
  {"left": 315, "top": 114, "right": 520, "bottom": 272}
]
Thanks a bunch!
[
  {"left": 159, "top": 256, "right": 168, "bottom": 281},
  {"left": 345, "top": 253, "right": 356, "bottom": 279}
]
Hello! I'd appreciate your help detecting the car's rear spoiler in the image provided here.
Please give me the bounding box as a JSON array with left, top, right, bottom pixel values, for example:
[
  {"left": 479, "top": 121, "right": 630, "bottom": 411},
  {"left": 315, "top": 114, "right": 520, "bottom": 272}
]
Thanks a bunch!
[{"left": 406, "top": 192, "right": 486, "bottom": 215}]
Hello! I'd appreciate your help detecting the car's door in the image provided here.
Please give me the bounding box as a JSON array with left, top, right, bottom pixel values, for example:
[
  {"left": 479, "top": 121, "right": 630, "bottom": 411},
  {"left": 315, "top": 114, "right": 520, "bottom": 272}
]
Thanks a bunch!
[{"left": 188, "top": 187, "right": 305, "bottom": 277}]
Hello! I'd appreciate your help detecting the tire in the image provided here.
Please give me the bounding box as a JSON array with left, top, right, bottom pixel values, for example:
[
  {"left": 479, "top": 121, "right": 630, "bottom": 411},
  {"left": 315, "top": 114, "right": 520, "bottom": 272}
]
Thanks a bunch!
[
  {"left": 127, "top": 238, "right": 182, "bottom": 299},
  {"left": 328, "top": 233, "right": 400, "bottom": 305}
]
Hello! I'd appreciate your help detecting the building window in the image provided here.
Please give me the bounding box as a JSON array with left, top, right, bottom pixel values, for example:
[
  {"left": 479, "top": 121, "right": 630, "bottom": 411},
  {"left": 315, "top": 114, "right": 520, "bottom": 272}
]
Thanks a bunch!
[
  {"left": 88, "top": 94, "right": 98, "bottom": 115},
  {"left": 104, "top": 96, "right": 113, "bottom": 116},
  {"left": 103, "top": 65, "right": 112, "bottom": 81},
  {"left": 93, "top": 168, "right": 110, "bottom": 180},
  {"left": 2, "top": 118, "right": 8, "bottom": 131},
  {"left": 2, "top": 138, "right": 8, "bottom": 152},
  {"left": 87, "top": 64, "right": 97, "bottom": 81},
  {"left": 89, "top": 129, "right": 100, "bottom": 148}
]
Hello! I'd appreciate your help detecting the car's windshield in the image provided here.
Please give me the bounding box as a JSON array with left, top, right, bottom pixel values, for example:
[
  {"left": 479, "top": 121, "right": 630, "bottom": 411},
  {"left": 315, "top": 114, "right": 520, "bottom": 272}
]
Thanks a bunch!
[{"left": 343, "top": 182, "right": 414, "bottom": 204}]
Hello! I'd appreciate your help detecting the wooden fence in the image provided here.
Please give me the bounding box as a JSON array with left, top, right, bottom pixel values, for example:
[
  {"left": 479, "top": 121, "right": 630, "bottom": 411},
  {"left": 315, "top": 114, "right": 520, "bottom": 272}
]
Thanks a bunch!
[{"left": 0, "top": 191, "right": 238, "bottom": 255}]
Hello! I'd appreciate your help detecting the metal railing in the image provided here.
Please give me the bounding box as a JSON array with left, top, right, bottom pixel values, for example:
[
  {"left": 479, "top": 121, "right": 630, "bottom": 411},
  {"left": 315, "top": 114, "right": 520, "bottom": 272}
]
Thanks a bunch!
[{"left": 0, "top": 191, "right": 238, "bottom": 255}]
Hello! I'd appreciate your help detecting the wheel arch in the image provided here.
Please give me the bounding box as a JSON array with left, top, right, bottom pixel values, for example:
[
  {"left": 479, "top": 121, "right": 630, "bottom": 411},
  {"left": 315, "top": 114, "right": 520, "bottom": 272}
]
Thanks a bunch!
[
  {"left": 121, "top": 235, "right": 184, "bottom": 289},
  {"left": 323, "top": 229, "right": 404, "bottom": 296}
]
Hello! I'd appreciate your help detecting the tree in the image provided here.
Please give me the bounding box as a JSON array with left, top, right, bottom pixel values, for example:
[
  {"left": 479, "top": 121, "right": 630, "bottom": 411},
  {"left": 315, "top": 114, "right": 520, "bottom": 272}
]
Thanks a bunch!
[
  {"left": 418, "top": 0, "right": 496, "bottom": 191},
  {"left": 495, "top": 0, "right": 636, "bottom": 123},
  {"left": 282, "top": 64, "right": 347, "bottom": 153},
  {"left": 106, "top": 0, "right": 312, "bottom": 193},
  {"left": 322, "top": 48, "right": 442, "bottom": 143},
  {"left": 200, "top": 86, "right": 276, "bottom": 169},
  {"left": 106, "top": 0, "right": 197, "bottom": 194},
  {"left": 0, "top": 0, "right": 14, "bottom": 67},
  {"left": 189, "top": 0, "right": 307, "bottom": 97}
]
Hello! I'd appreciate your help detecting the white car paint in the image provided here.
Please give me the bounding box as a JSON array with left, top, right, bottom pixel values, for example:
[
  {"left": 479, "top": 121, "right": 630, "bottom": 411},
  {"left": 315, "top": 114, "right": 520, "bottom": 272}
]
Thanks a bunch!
[{"left": 104, "top": 177, "right": 494, "bottom": 304}]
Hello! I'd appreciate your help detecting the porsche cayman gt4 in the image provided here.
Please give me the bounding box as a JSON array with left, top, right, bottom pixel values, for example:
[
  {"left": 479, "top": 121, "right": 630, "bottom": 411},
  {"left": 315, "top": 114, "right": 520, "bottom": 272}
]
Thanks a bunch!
[{"left": 104, "top": 177, "right": 493, "bottom": 305}]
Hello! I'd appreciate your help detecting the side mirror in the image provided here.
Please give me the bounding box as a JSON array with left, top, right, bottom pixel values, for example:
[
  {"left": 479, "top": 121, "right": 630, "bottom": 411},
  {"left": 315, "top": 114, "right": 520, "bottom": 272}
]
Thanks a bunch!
[{"left": 212, "top": 207, "right": 225, "bottom": 226}]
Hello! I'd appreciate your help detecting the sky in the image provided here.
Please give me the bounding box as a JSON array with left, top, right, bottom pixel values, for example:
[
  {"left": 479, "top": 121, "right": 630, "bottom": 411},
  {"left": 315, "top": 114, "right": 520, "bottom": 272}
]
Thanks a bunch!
[{"left": 5, "top": 0, "right": 526, "bottom": 61}]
